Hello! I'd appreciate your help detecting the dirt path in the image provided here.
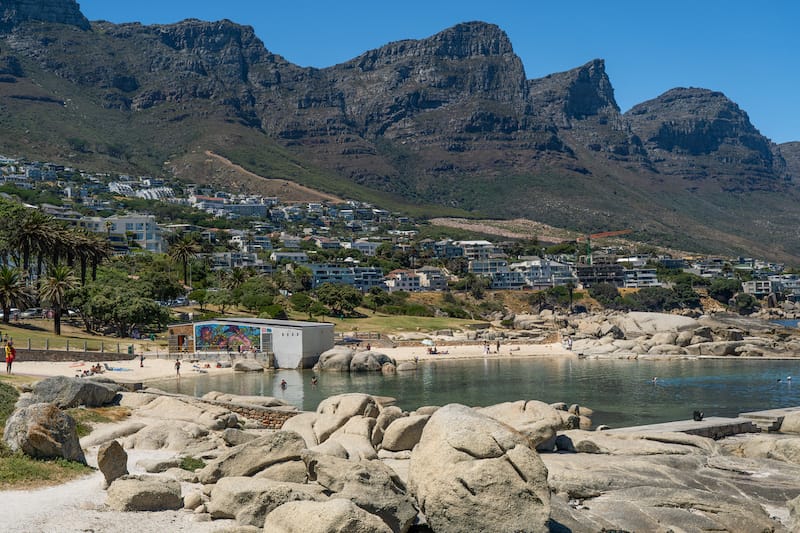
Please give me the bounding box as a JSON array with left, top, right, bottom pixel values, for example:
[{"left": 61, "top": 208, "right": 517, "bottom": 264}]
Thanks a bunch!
[{"left": 204, "top": 151, "right": 341, "bottom": 202}]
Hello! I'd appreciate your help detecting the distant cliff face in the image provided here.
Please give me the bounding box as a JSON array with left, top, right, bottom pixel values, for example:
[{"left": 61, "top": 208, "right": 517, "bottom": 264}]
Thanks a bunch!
[
  {"left": 0, "top": 0, "right": 89, "bottom": 31},
  {"left": 0, "top": 11, "right": 799, "bottom": 259},
  {"left": 625, "top": 88, "right": 787, "bottom": 191}
]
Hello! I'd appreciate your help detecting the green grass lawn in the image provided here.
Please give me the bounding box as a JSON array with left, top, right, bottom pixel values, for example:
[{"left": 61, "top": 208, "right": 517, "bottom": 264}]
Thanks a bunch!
[
  {"left": 320, "top": 312, "right": 488, "bottom": 337},
  {"left": 0, "top": 318, "right": 165, "bottom": 353}
]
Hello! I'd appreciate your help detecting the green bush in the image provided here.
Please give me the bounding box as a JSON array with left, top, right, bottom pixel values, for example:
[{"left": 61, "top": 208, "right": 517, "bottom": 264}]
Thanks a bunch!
[{"left": 179, "top": 456, "right": 205, "bottom": 471}]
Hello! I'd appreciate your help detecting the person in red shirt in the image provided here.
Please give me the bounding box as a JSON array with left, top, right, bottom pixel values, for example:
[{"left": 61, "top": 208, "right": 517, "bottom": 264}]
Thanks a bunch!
[{"left": 5, "top": 340, "right": 16, "bottom": 374}]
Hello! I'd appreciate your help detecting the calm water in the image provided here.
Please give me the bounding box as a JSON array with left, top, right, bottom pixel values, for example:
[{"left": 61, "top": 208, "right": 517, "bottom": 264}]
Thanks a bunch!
[{"left": 151, "top": 358, "right": 800, "bottom": 428}]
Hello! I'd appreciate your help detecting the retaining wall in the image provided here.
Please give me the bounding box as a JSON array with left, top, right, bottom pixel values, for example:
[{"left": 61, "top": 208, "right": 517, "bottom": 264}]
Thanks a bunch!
[
  {"left": 205, "top": 400, "right": 300, "bottom": 429},
  {"left": 15, "top": 349, "right": 137, "bottom": 363}
]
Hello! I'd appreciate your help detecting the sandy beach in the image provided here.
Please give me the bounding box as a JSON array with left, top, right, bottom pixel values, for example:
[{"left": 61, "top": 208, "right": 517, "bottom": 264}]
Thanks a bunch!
[{"left": 10, "top": 341, "right": 574, "bottom": 383}]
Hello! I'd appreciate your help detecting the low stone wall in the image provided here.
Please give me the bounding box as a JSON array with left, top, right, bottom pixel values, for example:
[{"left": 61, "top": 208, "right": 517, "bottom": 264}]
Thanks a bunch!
[
  {"left": 15, "top": 349, "right": 137, "bottom": 363},
  {"left": 200, "top": 398, "right": 300, "bottom": 429}
]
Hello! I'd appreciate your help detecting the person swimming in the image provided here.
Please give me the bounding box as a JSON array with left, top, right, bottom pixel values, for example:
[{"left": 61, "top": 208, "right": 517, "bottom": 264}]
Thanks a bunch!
[
  {"left": 280, "top": 379, "right": 287, "bottom": 390},
  {"left": 652, "top": 377, "right": 658, "bottom": 384}
]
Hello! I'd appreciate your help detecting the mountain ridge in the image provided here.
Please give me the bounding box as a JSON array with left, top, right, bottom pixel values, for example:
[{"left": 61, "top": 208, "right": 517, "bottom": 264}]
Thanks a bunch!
[{"left": 0, "top": 3, "right": 799, "bottom": 260}]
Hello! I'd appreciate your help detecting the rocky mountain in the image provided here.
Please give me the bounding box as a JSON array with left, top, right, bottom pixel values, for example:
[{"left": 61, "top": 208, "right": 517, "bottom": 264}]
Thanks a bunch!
[{"left": 0, "top": 1, "right": 798, "bottom": 260}]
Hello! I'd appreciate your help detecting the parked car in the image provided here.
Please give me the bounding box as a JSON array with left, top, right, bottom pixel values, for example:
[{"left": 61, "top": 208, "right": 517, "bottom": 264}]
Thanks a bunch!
[
  {"left": 2, "top": 308, "right": 19, "bottom": 320},
  {"left": 20, "top": 308, "right": 42, "bottom": 319}
]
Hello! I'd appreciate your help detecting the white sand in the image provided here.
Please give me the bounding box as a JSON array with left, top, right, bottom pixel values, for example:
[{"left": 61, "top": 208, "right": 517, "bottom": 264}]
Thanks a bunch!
[
  {"left": 11, "top": 341, "right": 573, "bottom": 383},
  {"left": 11, "top": 355, "right": 235, "bottom": 384}
]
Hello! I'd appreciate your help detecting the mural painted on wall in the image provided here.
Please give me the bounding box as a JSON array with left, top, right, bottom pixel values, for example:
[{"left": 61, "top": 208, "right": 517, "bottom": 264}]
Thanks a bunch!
[{"left": 195, "top": 324, "right": 261, "bottom": 351}]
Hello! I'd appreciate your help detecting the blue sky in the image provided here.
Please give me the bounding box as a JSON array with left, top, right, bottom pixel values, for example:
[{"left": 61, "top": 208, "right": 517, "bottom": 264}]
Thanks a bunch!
[{"left": 77, "top": 1, "right": 798, "bottom": 143}]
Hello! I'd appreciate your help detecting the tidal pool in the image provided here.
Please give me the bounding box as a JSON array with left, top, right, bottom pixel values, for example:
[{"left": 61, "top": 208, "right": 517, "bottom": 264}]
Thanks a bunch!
[{"left": 151, "top": 357, "right": 800, "bottom": 428}]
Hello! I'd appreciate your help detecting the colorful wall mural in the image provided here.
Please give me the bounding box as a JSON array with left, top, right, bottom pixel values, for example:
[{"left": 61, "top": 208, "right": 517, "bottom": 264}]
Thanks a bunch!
[{"left": 194, "top": 323, "right": 261, "bottom": 351}]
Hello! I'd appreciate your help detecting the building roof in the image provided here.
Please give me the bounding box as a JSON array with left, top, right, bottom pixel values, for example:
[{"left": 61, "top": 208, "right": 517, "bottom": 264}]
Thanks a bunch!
[{"left": 178, "top": 318, "right": 333, "bottom": 329}]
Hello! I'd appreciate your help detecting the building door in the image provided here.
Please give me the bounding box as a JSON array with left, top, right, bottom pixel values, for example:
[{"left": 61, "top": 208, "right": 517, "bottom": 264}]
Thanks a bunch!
[{"left": 261, "top": 329, "right": 273, "bottom": 354}]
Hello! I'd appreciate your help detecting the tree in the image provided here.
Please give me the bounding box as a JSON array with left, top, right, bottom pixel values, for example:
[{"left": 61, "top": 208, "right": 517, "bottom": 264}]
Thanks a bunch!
[
  {"left": 708, "top": 278, "right": 742, "bottom": 304},
  {"left": 0, "top": 266, "right": 31, "bottom": 324},
  {"left": 168, "top": 237, "right": 200, "bottom": 286},
  {"left": 733, "top": 293, "right": 759, "bottom": 315},
  {"left": 189, "top": 289, "right": 209, "bottom": 312},
  {"left": 589, "top": 283, "right": 620, "bottom": 307},
  {"left": 290, "top": 292, "right": 313, "bottom": 318},
  {"left": 39, "top": 264, "right": 79, "bottom": 335},
  {"left": 315, "top": 283, "right": 363, "bottom": 317},
  {"left": 210, "top": 289, "right": 235, "bottom": 314}
]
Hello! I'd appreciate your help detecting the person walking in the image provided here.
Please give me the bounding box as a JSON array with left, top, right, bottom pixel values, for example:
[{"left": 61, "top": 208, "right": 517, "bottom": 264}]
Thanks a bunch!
[
  {"left": 5, "top": 339, "right": 15, "bottom": 374},
  {"left": 175, "top": 359, "right": 181, "bottom": 377}
]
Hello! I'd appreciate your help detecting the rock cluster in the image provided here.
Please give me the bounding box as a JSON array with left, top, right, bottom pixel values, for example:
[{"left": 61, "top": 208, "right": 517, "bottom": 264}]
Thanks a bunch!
[
  {"left": 315, "top": 348, "right": 398, "bottom": 374},
  {"left": 563, "top": 311, "right": 793, "bottom": 358},
  {"left": 10, "top": 373, "right": 800, "bottom": 531}
]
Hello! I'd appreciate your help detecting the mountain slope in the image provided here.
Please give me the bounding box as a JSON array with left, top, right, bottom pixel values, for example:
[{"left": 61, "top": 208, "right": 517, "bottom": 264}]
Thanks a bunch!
[{"left": 0, "top": 2, "right": 798, "bottom": 260}]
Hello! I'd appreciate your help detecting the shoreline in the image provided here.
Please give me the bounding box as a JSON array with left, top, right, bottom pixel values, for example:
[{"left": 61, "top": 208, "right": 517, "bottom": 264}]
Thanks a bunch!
[{"left": 10, "top": 340, "right": 800, "bottom": 384}]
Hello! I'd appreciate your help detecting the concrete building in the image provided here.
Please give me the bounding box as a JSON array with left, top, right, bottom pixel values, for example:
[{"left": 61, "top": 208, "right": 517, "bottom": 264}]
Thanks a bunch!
[
  {"left": 623, "top": 269, "right": 662, "bottom": 288},
  {"left": 168, "top": 318, "right": 334, "bottom": 369},
  {"left": 416, "top": 266, "right": 448, "bottom": 291},
  {"left": 78, "top": 214, "right": 165, "bottom": 253},
  {"left": 385, "top": 269, "right": 420, "bottom": 292}
]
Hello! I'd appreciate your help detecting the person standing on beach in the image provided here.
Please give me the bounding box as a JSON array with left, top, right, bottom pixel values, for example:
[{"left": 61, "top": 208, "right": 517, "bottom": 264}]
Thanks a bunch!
[
  {"left": 496, "top": 340, "right": 501, "bottom": 353},
  {"left": 140, "top": 352, "right": 144, "bottom": 367},
  {"left": 5, "top": 339, "right": 15, "bottom": 374},
  {"left": 175, "top": 359, "right": 181, "bottom": 377}
]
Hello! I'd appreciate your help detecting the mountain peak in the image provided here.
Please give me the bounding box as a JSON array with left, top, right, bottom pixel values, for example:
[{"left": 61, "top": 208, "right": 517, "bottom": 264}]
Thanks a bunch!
[
  {"left": 429, "top": 21, "right": 515, "bottom": 59},
  {"left": 1, "top": 0, "right": 89, "bottom": 31}
]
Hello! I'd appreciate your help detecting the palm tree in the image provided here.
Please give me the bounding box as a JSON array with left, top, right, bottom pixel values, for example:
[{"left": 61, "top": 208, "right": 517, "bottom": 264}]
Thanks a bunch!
[
  {"left": 168, "top": 237, "right": 200, "bottom": 287},
  {"left": 7, "top": 209, "right": 56, "bottom": 278},
  {"left": 73, "top": 232, "right": 112, "bottom": 285},
  {"left": 0, "top": 266, "right": 31, "bottom": 324},
  {"left": 225, "top": 267, "right": 249, "bottom": 291},
  {"left": 39, "top": 264, "right": 79, "bottom": 335}
]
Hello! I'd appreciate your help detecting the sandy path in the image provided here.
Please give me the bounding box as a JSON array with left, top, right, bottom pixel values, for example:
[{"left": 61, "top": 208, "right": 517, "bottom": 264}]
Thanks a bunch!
[{"left": 0, "top": 449, "right": 235, "bottom": 533}]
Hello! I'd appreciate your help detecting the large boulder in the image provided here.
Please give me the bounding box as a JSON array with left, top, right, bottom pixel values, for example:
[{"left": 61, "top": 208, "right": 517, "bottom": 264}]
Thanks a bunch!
[
  {"left": 718, "top": 434, "right": 800, "bottom": 465},
  {"left": 317, "top": 394, "right": 381, "bottom": 420},
  {"left": 97, "top": 439, "right": 128, "bottom": 487},
  {"left": 380, "top": 415, "right": 429, "bottom": 452},
  {"left": 371, "top": 406, "right": 404, "bottom": 447},
  {"left": 780, "top": 411, "right": 800, "bottom": 434},
  {"left": 198, "top": 430, "right": 306, "bottom": 484},
  {"left": 304, "top": 453, "right": 417, "bottom": 533},
  {"left": 207, "top": 477, "right": 325, "bottom": 527},
  {"left": 263, "top": 499, "right": 392, "bottom": 533},
  {"left": 123, "top": 420, "right": 213, "bottom": 452},
  {"left": 326, "top": 416, "right": 378, "bottom": 460},
  {"left": 233, "top": 359, "right": 265, "bottom": 372},
  {"left": 80, "top": 420, "right": 147, "bottom": 448},
  {"left": 3, "top": 403, "right": 86, "bottom": 463},
  {"left": 350, "top": 352, "right": 395, "bottom": 372},
  {"left": 478, "top": 400, "right": 565, "bottom": 449},
  {"left": 202, "top": 391, "right": 293, "bottom": 408},
  {"left": 408, "top": 404, "right": 550, "bottom": 533},
  {"left": 544, "top": 452, "right": 789, "bottom": 532},
  {"left": 315, "top": 348, "right": 355, "bottom": 372},
  {"left": 281, "top": 412, "right": 320, "bottom": 447},
  {"left": 23, "top": 376, "right": 118, "bottom": 408},
  {"left": 612, "top": 312, "right": 699, "bottom": 336},
  {"left": 557, "top": 430, "right": 716, "bottom": 456},
  {"left": 684, "top": 341, "right": 744, "bottom": 356},
  {"left": 135, "top": 395, "right": 239, "bottom": 430},
  {"left": 106, "top": 475, "right": 183, "bottom": 511},
  {"left": 314, "top": 394, "right": 381, "bottom": 443}
]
